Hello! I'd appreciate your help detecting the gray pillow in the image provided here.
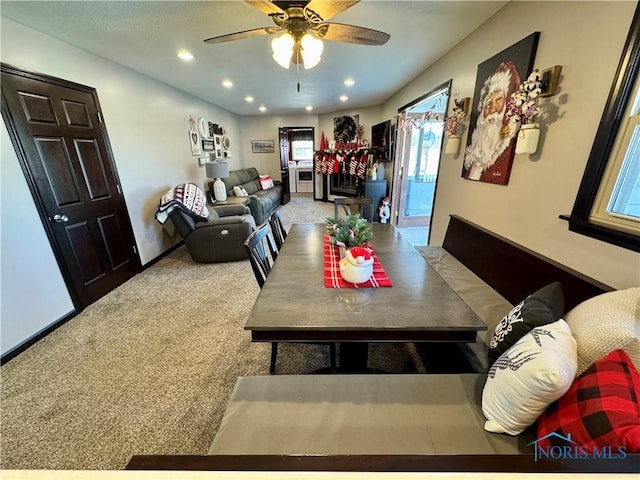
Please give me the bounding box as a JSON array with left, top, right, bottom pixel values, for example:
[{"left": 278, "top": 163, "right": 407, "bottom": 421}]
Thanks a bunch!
[{"left": 488, "top": 282, "right": 564, "bottom": 366}]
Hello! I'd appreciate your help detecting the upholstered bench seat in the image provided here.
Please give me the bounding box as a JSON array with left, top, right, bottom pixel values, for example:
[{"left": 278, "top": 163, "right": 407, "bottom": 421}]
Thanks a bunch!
[
  {"left": 208, "top": 374, "right": 534, "bottom": 455},
  {"left": 419, "top": 246, "right": 514, "bottom": 373}
]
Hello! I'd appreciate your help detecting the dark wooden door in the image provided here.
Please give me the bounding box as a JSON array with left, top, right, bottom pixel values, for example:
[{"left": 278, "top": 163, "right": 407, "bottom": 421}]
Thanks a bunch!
[
  {"left": 1, "top": 64, "right": 141, "bottom": 309},
  {"left": 278, "top": 127, "right": 291, "bottom": 205}
]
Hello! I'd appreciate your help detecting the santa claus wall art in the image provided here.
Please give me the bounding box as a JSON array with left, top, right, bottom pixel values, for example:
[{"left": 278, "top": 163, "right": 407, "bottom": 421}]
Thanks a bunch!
[{"left": 462, "top": 32, "right": 540, "bottom": 185}]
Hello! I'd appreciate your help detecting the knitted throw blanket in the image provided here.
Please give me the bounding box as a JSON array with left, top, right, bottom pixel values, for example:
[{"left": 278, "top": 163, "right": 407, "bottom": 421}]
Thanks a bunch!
[{"left": 155, "top": 183, "right": 209, "bottom": 225}]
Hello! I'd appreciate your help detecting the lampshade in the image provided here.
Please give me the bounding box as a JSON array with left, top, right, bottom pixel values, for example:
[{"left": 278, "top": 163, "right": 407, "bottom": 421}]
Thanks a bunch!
[
  {"left": 271, "top": 32, "right": 323, "bottom": 70},
  {"left": 300, "top": 33, "right": 323, "bottom": 69},
  {"left": 272, "top": 33, "right": 295, "bottom": 69},
  {"left": 205, "top": 161, "right": 229, "bottom": 179}
]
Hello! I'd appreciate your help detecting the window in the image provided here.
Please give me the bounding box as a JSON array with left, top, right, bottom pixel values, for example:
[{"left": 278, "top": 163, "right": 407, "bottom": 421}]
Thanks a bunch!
[
  {"left": 565, "top": 5, "right": 640, "bottom": 252},
  {"left": 590, "top": 80, "right": 640, "bottom": 235},
  {"left": 292, "top": 140, "right": 313, "bottom": 160}
]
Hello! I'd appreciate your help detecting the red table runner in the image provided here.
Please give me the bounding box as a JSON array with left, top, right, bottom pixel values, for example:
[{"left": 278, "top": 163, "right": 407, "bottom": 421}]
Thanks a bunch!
[{"left": 323, "top": 235, "right": 393, "bottom": 288}]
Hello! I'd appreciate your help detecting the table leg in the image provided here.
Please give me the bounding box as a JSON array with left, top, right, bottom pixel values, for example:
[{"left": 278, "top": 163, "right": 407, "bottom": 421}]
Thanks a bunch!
[{"left": 338, "top": 343, "right": 369, "bottom": 372}]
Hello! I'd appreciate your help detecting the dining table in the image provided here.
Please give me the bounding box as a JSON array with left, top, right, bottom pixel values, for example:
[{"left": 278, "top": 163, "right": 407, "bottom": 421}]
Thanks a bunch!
[{"left": 244, "top": 223, "right": 487, "bottom": 371}]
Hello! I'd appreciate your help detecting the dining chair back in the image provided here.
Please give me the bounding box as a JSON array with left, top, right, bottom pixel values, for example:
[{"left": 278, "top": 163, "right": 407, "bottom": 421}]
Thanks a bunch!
[
  {"left": 244, "top": 223, "right": 335, "bottom": 374},
  {"left": 244, "top": 223, "right": 278, "bottom": 289},
  {"left": 334, "top": 196, "right": 375, "bottom": 222},
  {"left": 268, "top": 209, "right": 288, "bottom": 250}
]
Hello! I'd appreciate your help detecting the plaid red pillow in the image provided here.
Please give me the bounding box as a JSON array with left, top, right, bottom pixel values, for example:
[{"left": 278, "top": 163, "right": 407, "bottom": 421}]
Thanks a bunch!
[{"left": 536, "top": 349, "right": 640, "bottom": 454}]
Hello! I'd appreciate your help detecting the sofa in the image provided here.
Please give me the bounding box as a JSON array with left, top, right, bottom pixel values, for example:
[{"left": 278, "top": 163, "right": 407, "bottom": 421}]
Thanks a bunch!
[
  {"left": 168, "top": 203, "right": 255, "bottom": 263},
  {"left": 209, "top": 167, "right": 282, "bottom": 225},
  {"left": 127, "top": 216, "right": 638, "bottom": 473}
]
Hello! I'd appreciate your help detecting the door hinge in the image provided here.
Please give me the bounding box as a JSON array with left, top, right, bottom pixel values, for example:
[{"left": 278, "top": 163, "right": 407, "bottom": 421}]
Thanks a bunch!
[
  {"left": 117, "top": 184, "right": 122, "bottom": 195},
  {"left": 399, "top": 167, "right": 403, "bottom": 178},
  {"left": 97, "top": 111, "right": 103, "bottom": 123},
  {"left": 132, "top": 245, "right": 138, "bottom": 255}
]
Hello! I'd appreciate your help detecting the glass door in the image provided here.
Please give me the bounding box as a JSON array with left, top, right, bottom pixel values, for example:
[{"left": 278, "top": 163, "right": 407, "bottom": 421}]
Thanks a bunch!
[{"left": 392, "top": 83, "right": 450, "bottom": 246}]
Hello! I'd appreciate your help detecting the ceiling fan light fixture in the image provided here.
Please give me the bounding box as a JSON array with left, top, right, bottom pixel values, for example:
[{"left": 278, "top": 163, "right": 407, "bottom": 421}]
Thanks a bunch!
[
  {"left": 300, "top": 33, "right": 323, "bottom": 69},
  {"left": 272, "top": 33, "right": 295, "bottom": 69}
]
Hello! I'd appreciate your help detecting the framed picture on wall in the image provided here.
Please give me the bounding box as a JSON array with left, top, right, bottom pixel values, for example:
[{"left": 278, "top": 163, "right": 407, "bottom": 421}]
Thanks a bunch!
[
  {"left": 251, "top": 140, "right": 275, "bottom": 153},
  {"left": 189, "top": 130, "right": 201, "bottom": 156},
  {"left": 461, "top": 32, "right": 539, "bottom": 186}
]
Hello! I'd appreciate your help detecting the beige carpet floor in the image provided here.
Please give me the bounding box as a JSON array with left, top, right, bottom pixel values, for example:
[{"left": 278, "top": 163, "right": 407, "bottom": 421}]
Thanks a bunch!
[{"left": 1, "top": 194, "right": 442, "bottom": 471}]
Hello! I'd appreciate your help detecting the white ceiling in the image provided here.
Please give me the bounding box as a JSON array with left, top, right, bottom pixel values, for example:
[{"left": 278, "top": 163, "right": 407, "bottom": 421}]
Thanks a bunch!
[{"left": 1, "top": 0, "right": 508, "bottom": 116}]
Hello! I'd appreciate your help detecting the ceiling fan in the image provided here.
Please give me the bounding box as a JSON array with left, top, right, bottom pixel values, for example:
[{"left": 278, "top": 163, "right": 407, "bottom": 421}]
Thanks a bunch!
[{"left": 204, "top": 1, "right": 390, "bottom": 69}]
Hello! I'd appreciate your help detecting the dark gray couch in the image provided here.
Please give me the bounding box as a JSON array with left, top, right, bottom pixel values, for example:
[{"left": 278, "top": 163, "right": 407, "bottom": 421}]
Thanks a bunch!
[
  {"left": 168, "top": 203, "right": 255, "bottom": 263},
  {"left": 209, "top": 167, "right": 282, "bottom": 225}
]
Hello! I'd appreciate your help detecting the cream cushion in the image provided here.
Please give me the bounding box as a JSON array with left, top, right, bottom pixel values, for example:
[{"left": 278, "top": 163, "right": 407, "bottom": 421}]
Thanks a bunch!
[
  {"left": 565, "top": 287, "right": 640, "bottom": 375},
  {"left": 232, "top": 185, "right": 249, "bottom": 197},
  {"left": 482, "top": 319, "right": 577, "bottom": 436}
]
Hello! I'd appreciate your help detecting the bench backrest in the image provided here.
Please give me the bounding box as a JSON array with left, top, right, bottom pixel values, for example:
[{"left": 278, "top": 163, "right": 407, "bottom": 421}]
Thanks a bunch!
[{"left": 442, "top": 215, "right": 613, "bottom": 312}]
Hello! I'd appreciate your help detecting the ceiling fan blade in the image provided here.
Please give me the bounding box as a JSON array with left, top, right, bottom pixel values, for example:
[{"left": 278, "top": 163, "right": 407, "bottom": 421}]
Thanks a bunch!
[
  {"left": 204, "top": 27, "right": 279, "bottom": 44},
  {"left": 245, "top": 0, "right": 287, "bottom": 16},
  {"left": 306, "top": 0, "right": 360, "bottom": 21},
  {"left": 319, "top": 23, "right": 390, "bottom": 46}
]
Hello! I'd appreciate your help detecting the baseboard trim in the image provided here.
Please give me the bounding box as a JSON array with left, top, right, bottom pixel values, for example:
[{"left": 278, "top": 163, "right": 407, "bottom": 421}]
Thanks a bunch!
[
  {"left": 1, "top": 309, "right": 78, "bottom": 365},
  {"left": 1, "top": 241, "right": 184, "bottom": 365},
  {"left": 142, "top": 240, "right": 184, "bottom": 270}
]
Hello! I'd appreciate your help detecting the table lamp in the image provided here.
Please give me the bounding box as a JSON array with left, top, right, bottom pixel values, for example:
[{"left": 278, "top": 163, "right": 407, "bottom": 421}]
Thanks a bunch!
[{"left": 206, "top": 161, "right": 229, "bottom": 201}]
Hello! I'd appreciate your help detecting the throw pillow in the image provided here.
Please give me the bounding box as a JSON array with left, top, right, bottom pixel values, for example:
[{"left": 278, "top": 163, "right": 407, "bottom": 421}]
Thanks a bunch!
[
  {"left": 233, "top": 185, "right": 249, "bottom": 197},
  {"left": 566, "top": 287, "right": 640, "bottom": 375},
  {"left": 536, "top": 349, "right": 640, "bottom": 454},
  {"left": 488, "top": 282, "right": 564, "bottom": 367},
  {"left": 482, "top": 319, "right": 577, "bottom": 436},
  {"left": 259, "top": 175, "right": 275, "bottom": 190}
]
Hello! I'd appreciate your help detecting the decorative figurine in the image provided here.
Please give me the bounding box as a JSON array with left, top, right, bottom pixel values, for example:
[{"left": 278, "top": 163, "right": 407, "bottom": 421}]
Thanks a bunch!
[
  {"left": 378, "top": 196, "right": 391, "bottom": 224},
  {"left": 339, "top": 246, "right": 374, "bottom": 284}
]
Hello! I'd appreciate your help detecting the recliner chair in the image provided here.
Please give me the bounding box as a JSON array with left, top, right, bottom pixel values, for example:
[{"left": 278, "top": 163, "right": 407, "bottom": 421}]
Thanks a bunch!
[{"left": 169, "top": 204, "right": 255, "bottom": 263}]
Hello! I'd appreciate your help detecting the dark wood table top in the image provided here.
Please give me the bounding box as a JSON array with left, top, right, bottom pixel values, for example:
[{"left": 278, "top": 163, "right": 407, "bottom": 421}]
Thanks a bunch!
[{"left": 245, "top": 223, "right": 487, "bottom": 343}]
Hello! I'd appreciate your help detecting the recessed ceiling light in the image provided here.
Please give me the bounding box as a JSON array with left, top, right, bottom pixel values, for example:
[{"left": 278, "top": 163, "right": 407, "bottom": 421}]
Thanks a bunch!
[
  {"left": 177, "top": 50, "right": 193, "bottom": 61},
  {"left": 344, "top": 78, "right": 355, "bottom": 86},
  {"left": 245, "top": 95, "right": 254, "bottom": 103},
  {"left": 305, "top": 105, "right": 313, "bottom": 111},
  {"left": 339, "top": 94, "right": 349, "bottom": 102},
  {"left": 259, "top": 105, "right": 267, "bottom": 112},
  {"left": 221, "top": 79, "right": 234, "bottom": 88}
]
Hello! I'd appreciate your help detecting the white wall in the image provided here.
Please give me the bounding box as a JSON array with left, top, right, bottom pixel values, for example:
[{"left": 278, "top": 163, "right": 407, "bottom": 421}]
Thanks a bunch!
[
  {"left": 239, "top": 115, "right": 320, "bottom": 181},
  {"left": 380, "top": 1, "right": 639, "bottom": 290},
  {"left": 1, "top": 122, "right": 75, "bottom": 354},
  {"left": 0, "top": 18, "right": 242, "bottom": 354}
]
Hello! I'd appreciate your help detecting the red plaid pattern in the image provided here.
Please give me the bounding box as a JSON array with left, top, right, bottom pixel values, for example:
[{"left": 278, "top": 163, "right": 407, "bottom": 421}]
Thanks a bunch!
[
  {"left": 323, "top": 235, "right": 392, "bottom": 288},
  {"left": 536, "top": 349, "right": 640, "bottom": 454}
]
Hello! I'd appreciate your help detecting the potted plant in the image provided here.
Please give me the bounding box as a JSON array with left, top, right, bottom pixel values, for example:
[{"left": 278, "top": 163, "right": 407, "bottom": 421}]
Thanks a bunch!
[
  {"left": 443, "top": 100, "right": 468, "bottom": 154},
  {"left": 325, "top": 213, "right": 373, "bottom": 252},
  {"left": 506, "top": 69, "right": 543, "bottom": 154}
]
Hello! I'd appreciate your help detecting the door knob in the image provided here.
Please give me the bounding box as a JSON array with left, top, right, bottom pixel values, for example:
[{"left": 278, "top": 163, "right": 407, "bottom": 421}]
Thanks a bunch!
[{"left": 53, "top": 214, "right": 69, "bottom": 223}]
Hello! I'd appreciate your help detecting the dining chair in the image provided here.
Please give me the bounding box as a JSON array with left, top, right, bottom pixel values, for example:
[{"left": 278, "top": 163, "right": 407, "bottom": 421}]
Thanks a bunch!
[
  {"left": 244, "top": 223, "right": 278, "bottom": 289},
  {"left": 268, "top": 209, "right": 288, "bottom": 250},
  {"left": 244, "top": 224, "right": 336, "bottom": 374},
  {"left": 334, "top": 196, "right": 375, "bottom": 222}
]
